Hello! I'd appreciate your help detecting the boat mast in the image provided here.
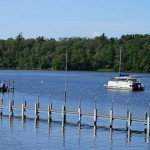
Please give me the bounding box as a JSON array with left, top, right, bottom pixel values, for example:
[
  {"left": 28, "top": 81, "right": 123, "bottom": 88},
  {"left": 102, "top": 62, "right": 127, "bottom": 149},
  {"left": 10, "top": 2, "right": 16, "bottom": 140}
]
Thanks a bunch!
[
  {"left": 119, "top": 47, "right": 122, "bottom": 76},
  {"left": 64, "top": 50, "right": 67, "bottom": 105}
]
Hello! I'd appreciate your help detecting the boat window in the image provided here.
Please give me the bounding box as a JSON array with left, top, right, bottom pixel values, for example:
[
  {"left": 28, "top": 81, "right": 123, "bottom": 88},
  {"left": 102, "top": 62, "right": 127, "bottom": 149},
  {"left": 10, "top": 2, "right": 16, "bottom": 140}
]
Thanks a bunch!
[
  {"left": 128, "top": 79, "right": 138, "bottom": 82},
  {"left": 109, "top": 78, "right": 127, "bottom": 81}
]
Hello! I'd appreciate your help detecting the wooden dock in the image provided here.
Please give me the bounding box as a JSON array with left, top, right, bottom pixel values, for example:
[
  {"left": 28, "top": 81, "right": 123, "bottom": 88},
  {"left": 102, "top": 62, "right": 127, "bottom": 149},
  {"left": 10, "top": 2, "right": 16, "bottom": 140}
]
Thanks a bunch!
[{"left": 0, "top": 99, "right": 150, "bottom": 137}]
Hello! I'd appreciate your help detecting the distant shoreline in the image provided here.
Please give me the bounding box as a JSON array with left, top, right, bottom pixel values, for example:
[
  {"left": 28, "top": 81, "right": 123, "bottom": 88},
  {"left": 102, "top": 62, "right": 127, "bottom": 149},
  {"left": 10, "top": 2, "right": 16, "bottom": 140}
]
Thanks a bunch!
[{"left": 0, "top": 68, "right": 148, "bottom": 74}]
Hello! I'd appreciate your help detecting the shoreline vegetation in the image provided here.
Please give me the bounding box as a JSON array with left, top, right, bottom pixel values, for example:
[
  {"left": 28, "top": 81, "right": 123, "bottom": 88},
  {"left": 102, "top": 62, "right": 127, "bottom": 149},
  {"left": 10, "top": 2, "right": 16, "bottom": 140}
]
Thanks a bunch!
[{"left": 0, "top": 33, "right": 150, "bottom": 73}]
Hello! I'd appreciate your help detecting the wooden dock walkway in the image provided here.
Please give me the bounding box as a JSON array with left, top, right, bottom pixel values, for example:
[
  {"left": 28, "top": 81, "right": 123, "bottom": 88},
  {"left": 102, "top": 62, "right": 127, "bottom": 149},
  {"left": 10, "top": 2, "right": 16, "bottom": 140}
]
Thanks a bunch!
[{"left": 0, "top": 99, "right": 150, "bottom": 137}]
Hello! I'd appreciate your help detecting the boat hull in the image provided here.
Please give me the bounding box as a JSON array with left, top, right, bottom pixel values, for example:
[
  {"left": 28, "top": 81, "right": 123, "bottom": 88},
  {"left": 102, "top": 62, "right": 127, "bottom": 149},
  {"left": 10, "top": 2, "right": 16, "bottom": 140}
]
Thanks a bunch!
[{"left": 104, "top": 83, "right": 144, "bottom": 91}]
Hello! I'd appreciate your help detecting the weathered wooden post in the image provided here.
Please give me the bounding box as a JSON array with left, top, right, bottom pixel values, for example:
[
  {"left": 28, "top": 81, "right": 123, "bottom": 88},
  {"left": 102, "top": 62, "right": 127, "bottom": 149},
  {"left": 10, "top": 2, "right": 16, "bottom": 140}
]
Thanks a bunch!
[
  {"left": 22, "top": 103, "right": 26, "bottom": 120},
  {"left": 22, "top": 100, "right": 26, "bottom": 120},
  {"left": 147, "top": 103, "right": 150, "bottom": 136},
  {"left": 94, "top": 108, "right": 97, "bottom": 126},
  {"left": 48, "top": 103, "right": 52, "bottom": 124},
  {"left": 110, "top": 109, "right": 113, "bottom": 128},
  {"left": 78, "top": 98, "right": 81, "bottom": 125},
  {"left": 62, "top": 105, "right": 66, "bottom": 127},
  {"left": 35, "top": 103, "right": 39, "bottom": 121},
  {"left": 147, "top": 116, "right": 150, "bottom": 136},
  {"left": 78, "top": 105, "right": 81, "bottom": 124},
  {"left": 127, "top": 112, "right": 132, "bottom": 130},
  {"left": 9, "top": 101, "right": 13, "bottom": 117},
  {"left": 110, "top": 99, "right": 113, "bottom": 128},
  {"left": 144, "top": 112, "right": 148, "bottom": 133},
  {"left": 48, "top": 94, "right": 52, "bottom": 123},
  {"left": 126, "top": 102, "right": 131, "bottom": 142},
  {"left": 94, "top": 98, "right": 97, "bottom": 126},
  {"left": 48, "top": 105, "right": 51, "bottom": 123}
]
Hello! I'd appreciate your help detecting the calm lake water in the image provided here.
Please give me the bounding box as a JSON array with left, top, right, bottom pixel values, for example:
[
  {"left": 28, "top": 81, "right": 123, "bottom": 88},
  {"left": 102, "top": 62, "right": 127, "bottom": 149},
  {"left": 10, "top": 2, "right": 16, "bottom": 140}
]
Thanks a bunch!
[{"left": 0, "top": 70, "right": 150, "bottom": 150}]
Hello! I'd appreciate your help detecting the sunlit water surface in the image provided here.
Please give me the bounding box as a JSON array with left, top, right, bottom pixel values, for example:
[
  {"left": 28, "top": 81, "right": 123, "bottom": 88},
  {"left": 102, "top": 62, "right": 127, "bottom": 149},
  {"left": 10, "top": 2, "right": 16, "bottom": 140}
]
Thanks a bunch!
[{"left": 0, "top": 70, "right": 150, "bottom": 150}]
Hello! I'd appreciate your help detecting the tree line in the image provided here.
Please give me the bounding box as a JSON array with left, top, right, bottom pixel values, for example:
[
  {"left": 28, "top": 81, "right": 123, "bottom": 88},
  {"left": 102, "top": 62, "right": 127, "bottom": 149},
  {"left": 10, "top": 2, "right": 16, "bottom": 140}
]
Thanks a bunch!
[{"left": 0, "top": 33, "right": 150, "bottom": 72}]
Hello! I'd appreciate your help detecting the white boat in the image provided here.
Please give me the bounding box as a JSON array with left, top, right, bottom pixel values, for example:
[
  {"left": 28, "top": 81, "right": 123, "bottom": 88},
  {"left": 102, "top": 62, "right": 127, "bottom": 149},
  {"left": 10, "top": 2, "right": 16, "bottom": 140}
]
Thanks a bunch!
[
  {"left": 104, "top": 74, "right": 144, "bottom": 91},
  {"left": 104, "top": 48, "right": 144, "bottom": 91}
]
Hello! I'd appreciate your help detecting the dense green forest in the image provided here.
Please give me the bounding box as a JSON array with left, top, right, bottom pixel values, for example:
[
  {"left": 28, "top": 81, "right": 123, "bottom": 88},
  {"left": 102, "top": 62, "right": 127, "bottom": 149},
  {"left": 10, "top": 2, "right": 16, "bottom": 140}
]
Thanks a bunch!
[{"left": 0, "top": 33, "right": 150, "bottom": 72}]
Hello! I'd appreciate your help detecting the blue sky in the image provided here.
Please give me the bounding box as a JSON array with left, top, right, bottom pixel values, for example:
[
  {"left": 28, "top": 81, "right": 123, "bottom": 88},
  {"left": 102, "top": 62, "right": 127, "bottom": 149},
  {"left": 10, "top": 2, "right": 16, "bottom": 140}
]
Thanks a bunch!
[{"left": 0, "top": 0, "right": 150, "bottom": 39}]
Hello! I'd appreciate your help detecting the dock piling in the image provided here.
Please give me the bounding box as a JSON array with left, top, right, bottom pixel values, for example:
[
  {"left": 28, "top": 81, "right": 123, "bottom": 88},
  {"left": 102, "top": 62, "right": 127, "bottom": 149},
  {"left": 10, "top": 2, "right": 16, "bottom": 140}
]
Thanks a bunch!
[
  {"left": 48, "top": 103, "right": 52, "bottom": 123},
  {"left": 62, "top": 105, "right": 66, "bottom": 127},
  {"left": 9, "top": 101, "right": 13, "bottom": 117},
  {"left": 22, "top": 103, "right": 26, "bottom": 120},
  {"left": 35, "top": 103, "right": 39, "bottom": 120},
  {"left": 147, "top": 117, "right": 150, "bottom": 136},
  {"left": 94, "top": 108, "right": 97, "bottom": 126},
  {"left": 110, "top": 109, "right": 113, "bottom": 128},
  {"left": 94, "top": 98, "right": 97, "bottom": 126},
  {"left": 127, "top": 112, "right": 132, "bottom": 130},
  {"left": 78, "top": 105, "right": 81, "bottom": 124}
]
